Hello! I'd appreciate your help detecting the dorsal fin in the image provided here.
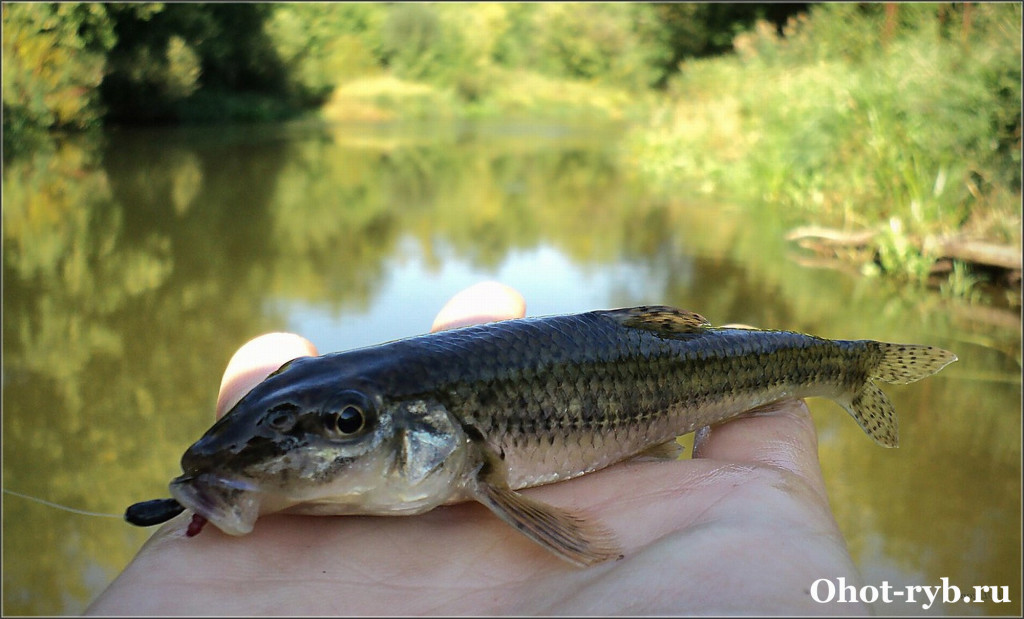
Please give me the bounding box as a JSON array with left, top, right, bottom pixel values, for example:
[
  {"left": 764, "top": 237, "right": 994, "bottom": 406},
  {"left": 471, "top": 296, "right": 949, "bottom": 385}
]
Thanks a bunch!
[{"left": 601, "top": 305, "right": 711, "bottom": 337}]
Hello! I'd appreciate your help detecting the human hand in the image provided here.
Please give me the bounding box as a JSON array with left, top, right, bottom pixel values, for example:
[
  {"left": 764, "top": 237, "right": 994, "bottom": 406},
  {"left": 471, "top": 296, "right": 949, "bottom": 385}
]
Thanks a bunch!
[{"left": 87, "top": 282, "right": 869, "bottom": 615}]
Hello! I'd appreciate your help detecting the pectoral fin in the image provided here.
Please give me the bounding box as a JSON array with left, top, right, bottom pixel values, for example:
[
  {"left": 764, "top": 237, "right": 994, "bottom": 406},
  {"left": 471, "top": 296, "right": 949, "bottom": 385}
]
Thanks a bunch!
[
  {"left": 467, "top": 445, "right": 621, "bottom": 567},
  {"left": 471, "top": 480, "right": 622, "bottom": 567}
]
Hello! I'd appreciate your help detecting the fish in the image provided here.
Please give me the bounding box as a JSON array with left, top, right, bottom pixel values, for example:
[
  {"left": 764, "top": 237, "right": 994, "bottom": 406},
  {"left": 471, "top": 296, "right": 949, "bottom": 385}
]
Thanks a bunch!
[{"left": 126, "top": 306, "right": 957, "bottom": 566}]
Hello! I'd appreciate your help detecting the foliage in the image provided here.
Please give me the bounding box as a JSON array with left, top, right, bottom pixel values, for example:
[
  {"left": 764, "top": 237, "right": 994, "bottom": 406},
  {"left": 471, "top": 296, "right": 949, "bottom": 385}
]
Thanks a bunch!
[
  {"left": 2, "top": 3, "right": 114, "bottom": 150},
  {"left": 518, "top": 3, "right": 672, "bottom": 90},
  {"left": 283, "top": 3, "right": 668, "bottom": 124},
  {"left": 99, "top": 3, "right": 301, "bottom": 123},
  {"left": 647, "top": 3, "right": 808, "bottom": 84},
  {"left": 939, "top": 260, "right": 988, "bottom": 304},
  {"left": 627, "top": 2, "right": 1022, "bottom": 283},
  {"left": 265, "top": 3, "right": 382, "bottom": 103},
  {"left": 3, "top": 2, "right": 812, "bottom": 136},
  {"left": 3, "top": 3, "right": 321, "bottom": 130}
]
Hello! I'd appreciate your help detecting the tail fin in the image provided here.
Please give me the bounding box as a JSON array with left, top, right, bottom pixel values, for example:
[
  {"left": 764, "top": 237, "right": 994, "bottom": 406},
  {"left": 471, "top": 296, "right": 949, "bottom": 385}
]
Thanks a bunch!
[
  {"left": 838, "top": 343, "right": 957, "bottom": 448},
  {"left": 869, "top": 343, "right": 958, "bottom": 385}
]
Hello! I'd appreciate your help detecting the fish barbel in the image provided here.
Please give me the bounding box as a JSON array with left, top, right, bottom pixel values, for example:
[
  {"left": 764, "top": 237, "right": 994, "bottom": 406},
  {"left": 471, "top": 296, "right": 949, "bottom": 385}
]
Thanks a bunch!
[{"left": 131, "top": 306, "right": 957, "bottom": 566}]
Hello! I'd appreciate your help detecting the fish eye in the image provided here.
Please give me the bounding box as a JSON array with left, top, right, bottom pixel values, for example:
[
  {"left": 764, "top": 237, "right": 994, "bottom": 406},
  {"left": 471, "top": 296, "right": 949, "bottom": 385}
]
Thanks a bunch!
[
  {"left": 320, "top": 390, "right": 375, "bottom": 438},
  {"left": 329, "top": 405, "right": 365, "bottom": 435}
]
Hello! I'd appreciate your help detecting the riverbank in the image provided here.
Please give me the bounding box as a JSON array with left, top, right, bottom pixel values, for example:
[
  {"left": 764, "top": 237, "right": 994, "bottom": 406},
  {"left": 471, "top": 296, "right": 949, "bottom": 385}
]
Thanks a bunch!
[
  {"left": 5, "top": 4, "right": 1018, "bottom": 307},
  {"left": 320, "top": 71, "right": 653, "bottom": 124},
  {"left": 624, "top": 4, "right": 1021, "bottom": 309}
]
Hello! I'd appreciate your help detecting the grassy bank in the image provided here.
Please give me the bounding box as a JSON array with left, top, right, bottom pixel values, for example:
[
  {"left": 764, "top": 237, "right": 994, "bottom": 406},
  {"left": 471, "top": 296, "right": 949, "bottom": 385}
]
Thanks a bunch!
[
  {"left": 320, "top": 70, "right": 654, "bottom": 124},
  {"left": 625, "top": 3, "right": 1021, "bottom": 305}
]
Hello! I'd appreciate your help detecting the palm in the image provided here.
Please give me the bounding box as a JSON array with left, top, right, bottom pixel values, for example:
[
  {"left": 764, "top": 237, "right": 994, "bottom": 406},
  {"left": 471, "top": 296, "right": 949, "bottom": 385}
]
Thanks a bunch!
[
  {"left": 87, "top": 287, "right": 869, "bottom": 614},
  {"left": 88, "top": 404, "right": 865, "bottom": 615}
]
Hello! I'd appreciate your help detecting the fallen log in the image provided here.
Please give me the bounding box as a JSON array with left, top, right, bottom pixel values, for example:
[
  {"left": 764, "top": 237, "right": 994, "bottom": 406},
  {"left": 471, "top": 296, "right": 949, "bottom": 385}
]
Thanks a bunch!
[
  {"left": 786, "top": 225, "right": 1022, "bottom": 274},
  {"left": 935, "top": 237, "right": 1022, "bottom": 271},
  {"left": 784, "top": 225, "right": 877, "bottom": 247}
]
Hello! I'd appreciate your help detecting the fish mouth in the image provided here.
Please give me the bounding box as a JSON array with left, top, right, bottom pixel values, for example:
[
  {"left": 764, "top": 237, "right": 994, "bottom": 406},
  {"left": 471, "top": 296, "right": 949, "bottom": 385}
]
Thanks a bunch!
[{"left": 169, "top": 473, "right": 263, "bottom": 536}]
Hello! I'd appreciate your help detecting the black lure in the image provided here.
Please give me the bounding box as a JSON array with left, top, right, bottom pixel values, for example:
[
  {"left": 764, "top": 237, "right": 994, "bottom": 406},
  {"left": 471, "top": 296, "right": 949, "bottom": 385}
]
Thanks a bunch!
[{"left": 125, "top": 497, "right": 185, "bottom": 526}]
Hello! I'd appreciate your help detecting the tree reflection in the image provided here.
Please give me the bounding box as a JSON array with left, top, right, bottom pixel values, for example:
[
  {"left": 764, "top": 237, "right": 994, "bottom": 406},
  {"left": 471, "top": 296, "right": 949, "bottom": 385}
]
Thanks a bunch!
[{"left": 2, "top": 123, "right": 1019, "bottom": 614}]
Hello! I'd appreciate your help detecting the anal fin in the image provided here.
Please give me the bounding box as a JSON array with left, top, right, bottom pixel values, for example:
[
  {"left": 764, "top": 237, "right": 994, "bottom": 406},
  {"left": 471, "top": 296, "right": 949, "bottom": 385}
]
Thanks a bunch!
[{"left": 838, "top": 381, "right": 899, "bottom": 448}]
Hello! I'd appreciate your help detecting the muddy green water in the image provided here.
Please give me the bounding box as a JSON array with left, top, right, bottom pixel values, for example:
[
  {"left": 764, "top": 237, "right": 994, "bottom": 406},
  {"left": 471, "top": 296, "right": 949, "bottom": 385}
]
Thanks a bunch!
[{"left": 2, "top": 121, "right": 1020, "bottom": 615}]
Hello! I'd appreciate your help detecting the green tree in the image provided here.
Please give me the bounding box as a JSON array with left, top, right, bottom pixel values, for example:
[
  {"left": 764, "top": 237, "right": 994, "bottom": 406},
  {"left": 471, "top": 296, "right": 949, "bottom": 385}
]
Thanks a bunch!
[
  {"left": 100, "top": 3, "right": 296, "bottom": 123},
  {"left": 502, "top": 3, "right": 673, "bottom": 90},
  {"left": 265, "top": 3, "right": 383, "bottom": 103},
  {"left": 2, "top": 3, "right": 115, "bottom": 148}
]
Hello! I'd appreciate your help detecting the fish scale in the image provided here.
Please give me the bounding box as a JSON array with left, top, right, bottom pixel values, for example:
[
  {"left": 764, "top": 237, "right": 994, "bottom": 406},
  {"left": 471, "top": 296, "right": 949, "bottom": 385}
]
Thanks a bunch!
[{"left": 409, "top": 315, "right": 868, "bottom": 487}]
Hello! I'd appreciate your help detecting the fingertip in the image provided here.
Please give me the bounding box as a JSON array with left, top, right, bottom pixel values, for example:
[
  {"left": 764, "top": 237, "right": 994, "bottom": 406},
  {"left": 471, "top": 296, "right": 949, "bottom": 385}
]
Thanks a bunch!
[
  {"left": 431, "top": 281, "right": 526, "bottom": 332},
  {"left": 216, "top": 333, "right": 319, "bottom": 419}
]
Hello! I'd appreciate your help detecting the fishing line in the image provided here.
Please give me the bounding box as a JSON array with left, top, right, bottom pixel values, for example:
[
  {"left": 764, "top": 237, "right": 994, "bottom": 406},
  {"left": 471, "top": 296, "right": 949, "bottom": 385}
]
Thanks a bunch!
[{"left": 2, "top": 488, "right": 123, "bottom": 519}]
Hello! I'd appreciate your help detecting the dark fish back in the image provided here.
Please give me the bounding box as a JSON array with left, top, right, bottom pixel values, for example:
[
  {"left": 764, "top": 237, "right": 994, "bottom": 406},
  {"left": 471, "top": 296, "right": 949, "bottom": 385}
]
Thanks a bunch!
[{"left": 352, "top": 311, "right": 875, "bottom": 486}]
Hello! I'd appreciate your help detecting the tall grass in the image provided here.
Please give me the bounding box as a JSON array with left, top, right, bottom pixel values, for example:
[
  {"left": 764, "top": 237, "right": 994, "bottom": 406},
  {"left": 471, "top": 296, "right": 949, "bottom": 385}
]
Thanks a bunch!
[{"left": 627, "top": 3, "right": 1021, "bottom": 284}]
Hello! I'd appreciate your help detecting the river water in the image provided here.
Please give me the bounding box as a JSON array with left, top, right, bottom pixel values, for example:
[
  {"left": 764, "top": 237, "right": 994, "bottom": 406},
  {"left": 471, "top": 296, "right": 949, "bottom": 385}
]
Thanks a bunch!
[{"left": 2, "top": 120, "right": 1020, "bottom": 614}]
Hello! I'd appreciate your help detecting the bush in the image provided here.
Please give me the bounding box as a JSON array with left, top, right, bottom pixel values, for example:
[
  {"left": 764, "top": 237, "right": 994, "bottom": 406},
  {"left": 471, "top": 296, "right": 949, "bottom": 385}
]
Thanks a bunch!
[
  {"left": 265, "top": 3, "right": 383, "bottom": 104},
  {"left": 515, "top": 3, "right": 672, "bottom": 90},
  {"left": 627, "top": 2, "right": 1021, "bottom": 281},
  {"left": 2, "top": 3, "right": 114, "bottom": 143}
]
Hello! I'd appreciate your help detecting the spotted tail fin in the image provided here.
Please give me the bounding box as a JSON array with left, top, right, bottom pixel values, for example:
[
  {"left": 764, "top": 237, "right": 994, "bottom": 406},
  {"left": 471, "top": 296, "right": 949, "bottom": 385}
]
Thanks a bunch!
[
  {"left": 869, "top": 343, "right": 958, "bottom": 385},
  {"left": 837, "top": 343, "right": 957, "bottom": 448}
]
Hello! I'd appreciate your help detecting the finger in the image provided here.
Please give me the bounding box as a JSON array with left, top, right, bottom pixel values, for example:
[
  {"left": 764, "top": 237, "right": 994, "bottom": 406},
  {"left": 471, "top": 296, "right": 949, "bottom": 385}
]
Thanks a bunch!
[
  {"left": 215, "top": 333, "right": 319, "bottom": 419},
  {"left": 431, "top": 281, "right": 526, "bottom": 332},
  {"left": 691, "top": 399, "right": 830, "bottom": 500}
]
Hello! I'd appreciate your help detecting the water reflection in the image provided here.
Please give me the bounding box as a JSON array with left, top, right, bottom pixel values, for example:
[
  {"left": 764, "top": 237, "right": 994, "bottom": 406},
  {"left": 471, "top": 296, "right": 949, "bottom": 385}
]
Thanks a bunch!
[{"left": 2, "top": 121, "right": 1019, "bottom": 615}]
